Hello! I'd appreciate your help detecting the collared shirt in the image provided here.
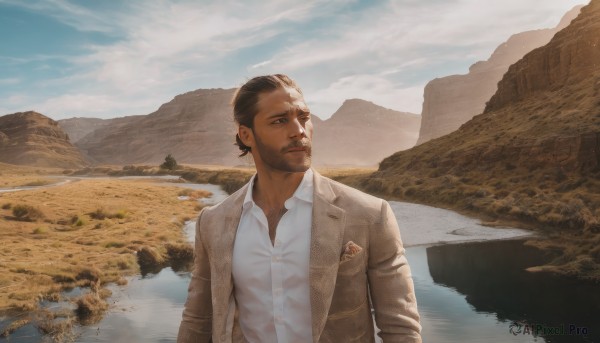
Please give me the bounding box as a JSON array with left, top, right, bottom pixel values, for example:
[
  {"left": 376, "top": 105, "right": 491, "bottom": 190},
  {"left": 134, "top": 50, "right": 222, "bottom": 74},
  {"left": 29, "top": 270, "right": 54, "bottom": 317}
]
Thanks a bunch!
[{"left": 232, "top": 168, "right": 314, "bottom": 343}]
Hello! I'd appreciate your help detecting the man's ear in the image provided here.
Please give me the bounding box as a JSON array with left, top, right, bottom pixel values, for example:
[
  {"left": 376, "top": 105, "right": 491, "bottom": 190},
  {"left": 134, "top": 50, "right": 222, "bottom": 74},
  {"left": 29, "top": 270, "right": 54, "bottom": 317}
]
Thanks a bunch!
[{"left": 238, "top": 125, "right": 254, "bottom": 149}]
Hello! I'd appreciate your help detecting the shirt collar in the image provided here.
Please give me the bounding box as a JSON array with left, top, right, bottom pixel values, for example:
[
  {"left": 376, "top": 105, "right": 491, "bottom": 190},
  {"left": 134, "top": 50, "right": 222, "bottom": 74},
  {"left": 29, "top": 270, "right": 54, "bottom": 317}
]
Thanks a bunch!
[{"left": 242, "top": 168, "right": 314, "bottom": 210}]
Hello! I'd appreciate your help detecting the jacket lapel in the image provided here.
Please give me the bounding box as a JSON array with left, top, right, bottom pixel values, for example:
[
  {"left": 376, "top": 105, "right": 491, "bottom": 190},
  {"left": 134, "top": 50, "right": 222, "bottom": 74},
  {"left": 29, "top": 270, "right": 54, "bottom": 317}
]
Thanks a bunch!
[
  {"left": 310, "top": 171, "right": 347, "bottom": 342},
  {"left": 212, "top": 184, "right": 247, "bottom": 342}
]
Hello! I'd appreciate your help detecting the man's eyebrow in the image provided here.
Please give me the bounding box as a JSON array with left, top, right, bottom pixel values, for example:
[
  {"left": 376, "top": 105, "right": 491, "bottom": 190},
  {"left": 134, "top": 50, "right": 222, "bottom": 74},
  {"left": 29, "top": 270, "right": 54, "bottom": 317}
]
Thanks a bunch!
[
  {"left": 266, "top": 109, "right": 310, "bottom": 120},
  {"left": 266, "top": 112, "right": 289, "bottom": 120}
]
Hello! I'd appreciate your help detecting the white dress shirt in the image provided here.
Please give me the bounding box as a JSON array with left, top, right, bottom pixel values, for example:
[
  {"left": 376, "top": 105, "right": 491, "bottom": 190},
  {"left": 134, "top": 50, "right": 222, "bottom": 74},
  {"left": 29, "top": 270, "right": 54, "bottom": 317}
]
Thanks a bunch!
[{"left": 232, "top": 168, "right": 314, "bottom": 343}]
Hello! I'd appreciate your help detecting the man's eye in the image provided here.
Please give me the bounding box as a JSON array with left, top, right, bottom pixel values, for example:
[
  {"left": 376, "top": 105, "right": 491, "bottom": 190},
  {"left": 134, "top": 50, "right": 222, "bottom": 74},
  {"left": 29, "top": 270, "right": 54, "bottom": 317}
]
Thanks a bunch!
[{"left": 272, "top": 118, "right": 287, "bottom": 124}]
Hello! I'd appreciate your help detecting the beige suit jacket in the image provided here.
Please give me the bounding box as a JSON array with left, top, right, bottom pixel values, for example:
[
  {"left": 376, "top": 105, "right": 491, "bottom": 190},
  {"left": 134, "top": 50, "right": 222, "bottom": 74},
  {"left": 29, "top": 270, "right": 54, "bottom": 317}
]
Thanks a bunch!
[{"left": 177, "top": 170, "right": 422, "bottom": 343}]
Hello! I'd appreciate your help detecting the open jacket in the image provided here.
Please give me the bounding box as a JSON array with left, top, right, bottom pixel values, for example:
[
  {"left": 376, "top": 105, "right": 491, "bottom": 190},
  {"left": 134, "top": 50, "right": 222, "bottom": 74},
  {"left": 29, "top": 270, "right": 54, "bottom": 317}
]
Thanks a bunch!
[{"left": 177, "top": 170, "right": 422, "bottom": 343}]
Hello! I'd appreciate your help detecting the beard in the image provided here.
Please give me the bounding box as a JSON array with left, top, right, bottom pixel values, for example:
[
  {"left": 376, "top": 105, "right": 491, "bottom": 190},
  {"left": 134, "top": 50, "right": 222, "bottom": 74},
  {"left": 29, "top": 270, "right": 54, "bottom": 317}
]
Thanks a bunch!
[{"left": 253, "top": 131, "right": 312, "bottom": 173}]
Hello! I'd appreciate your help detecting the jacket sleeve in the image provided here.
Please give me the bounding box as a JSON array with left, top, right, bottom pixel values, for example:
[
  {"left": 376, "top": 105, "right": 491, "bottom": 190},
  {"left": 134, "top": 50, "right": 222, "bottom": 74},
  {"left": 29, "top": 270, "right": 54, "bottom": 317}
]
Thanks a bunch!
[
  {"left": 368, "top": 200, "right": 422, "bottom": 343},
  {"left": 177, "top": 209, "right": 213, "bottom": 343}
]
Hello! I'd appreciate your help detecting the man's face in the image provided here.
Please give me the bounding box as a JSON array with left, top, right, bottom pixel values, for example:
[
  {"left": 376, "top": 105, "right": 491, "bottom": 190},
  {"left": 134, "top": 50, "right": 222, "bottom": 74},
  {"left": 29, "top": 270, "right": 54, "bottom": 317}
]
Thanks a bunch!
[{"left": 241, "top": 86, "right": 313, "bottom": 173}]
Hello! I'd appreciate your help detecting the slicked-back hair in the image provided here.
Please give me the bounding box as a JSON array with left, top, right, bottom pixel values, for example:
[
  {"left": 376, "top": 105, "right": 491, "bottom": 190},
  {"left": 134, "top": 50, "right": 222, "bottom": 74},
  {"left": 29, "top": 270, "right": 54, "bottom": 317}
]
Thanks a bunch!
[{"left": 232, "top": 74, "right": 303, "bottom": 157}]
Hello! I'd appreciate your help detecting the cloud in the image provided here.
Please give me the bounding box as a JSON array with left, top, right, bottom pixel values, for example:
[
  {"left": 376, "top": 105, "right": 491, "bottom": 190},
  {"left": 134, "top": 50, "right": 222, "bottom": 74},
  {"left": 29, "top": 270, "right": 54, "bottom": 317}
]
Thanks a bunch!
[
  {"left": 267, "top": 0, "right": 584, "bottom": 73},
  {"left": 0, "top": 0, "right": 586, "bottom": 119},
  {"left": 307, "top": 74, "right": 424, "bottom": 119},
  {"left": 0, "top": 78, "right": 20, "bottom": 85},
  {"left": 0, "top": 94, "right": 31, "bottom": 115},
  {"left": 250, "top": 60, "right": 272, "bottom": 69},
  {"left": 23, "top": 1, "right": 348, "bottom": 117},
  {"left": 258, "top": 0, "right": 584, "bottom": 116},
  {"left": 0, "top": 0, "right": 118, "bottom": 33},
  {"left": 25, "top": 93, "right": 156, "bottom": 119}
]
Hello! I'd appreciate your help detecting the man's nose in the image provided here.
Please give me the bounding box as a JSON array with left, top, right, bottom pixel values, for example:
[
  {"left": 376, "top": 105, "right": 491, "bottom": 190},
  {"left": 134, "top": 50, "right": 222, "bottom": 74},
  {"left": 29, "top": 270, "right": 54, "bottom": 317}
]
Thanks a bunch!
[{"left": 289, "top": 117, "right": 306, "bottom": 139}]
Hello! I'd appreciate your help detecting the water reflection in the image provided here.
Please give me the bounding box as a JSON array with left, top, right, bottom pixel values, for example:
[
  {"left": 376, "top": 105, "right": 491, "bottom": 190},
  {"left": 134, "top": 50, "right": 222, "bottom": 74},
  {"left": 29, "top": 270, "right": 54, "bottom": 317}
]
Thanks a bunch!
[
  {"left": 5, "top": 239, "right": 598, "bottom": 342},
  {"left": 75, "top": 268, "right": 190, "bottom": 343},
  {"left": 422, "top": 240, "right": 599, "bottom": 343}
]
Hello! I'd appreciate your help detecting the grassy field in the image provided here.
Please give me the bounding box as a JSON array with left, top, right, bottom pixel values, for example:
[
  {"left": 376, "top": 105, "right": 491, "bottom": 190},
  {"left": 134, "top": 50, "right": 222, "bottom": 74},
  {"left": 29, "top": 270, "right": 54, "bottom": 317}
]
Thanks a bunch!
[
  {"left": 0, "top": 163, "right": 65, "bottom": 188},
  {"left": 0, "top": 169, "right": 209, "bottom": 339},
  {"left": 61, "top": 163, "right": 600, "bottom": 283}
]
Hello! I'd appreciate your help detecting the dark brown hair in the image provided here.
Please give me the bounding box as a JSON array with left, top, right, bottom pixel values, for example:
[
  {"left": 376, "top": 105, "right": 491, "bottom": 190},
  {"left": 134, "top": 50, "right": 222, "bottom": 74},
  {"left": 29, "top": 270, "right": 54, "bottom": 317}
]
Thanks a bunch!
[{"left": 232, "top": 74, "right": 303, "bottom": 157}]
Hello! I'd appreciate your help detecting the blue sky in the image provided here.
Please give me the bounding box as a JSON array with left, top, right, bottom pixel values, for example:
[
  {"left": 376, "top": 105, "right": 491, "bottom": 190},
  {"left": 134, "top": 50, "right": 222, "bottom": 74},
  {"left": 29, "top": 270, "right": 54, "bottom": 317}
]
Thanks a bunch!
[{"left": 0, "top": 0, "right": 587, "bottom": 120}]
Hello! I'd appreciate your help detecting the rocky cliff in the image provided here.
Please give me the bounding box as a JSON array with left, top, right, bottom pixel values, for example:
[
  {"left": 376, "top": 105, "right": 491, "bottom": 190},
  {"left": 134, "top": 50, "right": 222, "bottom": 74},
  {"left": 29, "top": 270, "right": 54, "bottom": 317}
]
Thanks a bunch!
[
  {"left": 75, "top": 92, "right": 419, "bottom": 167},
  {"left": 0, "top": 111, "right": 88, "bottom": 168},
  {"left": 75, "top": 88, "right": 241, "bottom": 166},
  {"left": 312, "top": 99, "right": 420, "bottom": 167},
  {"left": 345, "top": 1, "right": 600, "bottom": 281},
  {"left": 416, "top": 6, "right": 582, "bottom": 145},
  {"left": 360, "top": 0, "right": 599, "bottom": 231}
]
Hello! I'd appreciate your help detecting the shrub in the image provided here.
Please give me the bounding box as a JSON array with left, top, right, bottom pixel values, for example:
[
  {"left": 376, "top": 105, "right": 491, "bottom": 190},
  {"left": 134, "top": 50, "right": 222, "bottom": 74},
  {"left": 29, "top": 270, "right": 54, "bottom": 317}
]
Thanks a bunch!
[
  {"left": 166, "top": 243, "right": 194, "bottom": 261},
  {"left": 1, "top": 203, "right": 11, "bottom": 210},
  {"left": 160, "top": 154, "right": 178, "bottom": 170},
  {"left": 70, "top": 215, "right": 86, "bottom": 227},
  {"left": 32, "top": 227, "right": 48, "bottom": 235},
  {"left": 76, "top": 267, "right": 102, "bottom": 283},
  {"left": 75, "top": 293, "right": 108, "bottom": 323},
  {"left": 137, "top": 246, "right": 165, "bottom": 266},
  {"left": 89, "top": 208, "right": 108, "bottom": 220},
  {"left": 12, "top": 205, "right": 44, "bottom": 222},
  {"left": 89, "top": 208, "right": 125, "bottom": 220},
  {"left": 113, "top": 210, "right": 126, "bottom": 219}
]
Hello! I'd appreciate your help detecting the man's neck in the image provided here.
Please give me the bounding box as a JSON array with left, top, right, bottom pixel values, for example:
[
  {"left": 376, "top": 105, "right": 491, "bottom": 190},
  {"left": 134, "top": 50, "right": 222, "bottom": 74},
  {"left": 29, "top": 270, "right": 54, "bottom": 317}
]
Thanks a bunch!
[{"left": 253, "top": 167, "right": 306, "bottom": 211}]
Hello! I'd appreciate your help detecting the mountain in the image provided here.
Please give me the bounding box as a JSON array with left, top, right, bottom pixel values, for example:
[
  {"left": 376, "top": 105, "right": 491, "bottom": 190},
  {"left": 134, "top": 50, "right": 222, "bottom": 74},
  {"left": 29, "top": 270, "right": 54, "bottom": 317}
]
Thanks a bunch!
[
  {"left": 352, "top": 0, "right": 599, "bottom": 279},
  {"left": 416, "top": 5, "right": 582, "bottom": 145},
  {"left": 58, "top": 116, "right": 142, "bottom": 144},
  {"left": 57, "top": 117, "right": 108, "bottom": 143},
  {"left": 312, "top": 99, "right": 420, "bottom": 167},
  {"left": 0, "top": 111, "right": 88, "bottom": 168},
  {"left": 65, "top": 116, "right": 145, "bottom": 163},
  {"left": 75, "top": 88, "right": 241, "bottom": 166},
  {"left": 73, "top": 91, "right": 419, "bottom": 167}
]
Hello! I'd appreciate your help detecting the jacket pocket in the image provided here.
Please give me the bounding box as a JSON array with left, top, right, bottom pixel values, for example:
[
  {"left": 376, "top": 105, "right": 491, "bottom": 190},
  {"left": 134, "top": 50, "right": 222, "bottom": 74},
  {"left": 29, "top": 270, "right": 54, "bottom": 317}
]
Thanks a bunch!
[{"left": 338, "top": 249, "right": 365, "bottom": 276}]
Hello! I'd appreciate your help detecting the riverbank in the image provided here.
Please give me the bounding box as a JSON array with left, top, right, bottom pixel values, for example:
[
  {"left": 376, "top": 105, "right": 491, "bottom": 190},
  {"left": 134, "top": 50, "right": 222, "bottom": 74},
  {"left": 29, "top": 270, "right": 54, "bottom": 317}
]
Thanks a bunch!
[
  {"left": 0, "top": 174, "right": 209, "bottom": 339},
  {"left": 332, "top": 171, "right": 600, "bottom": 282},
  {"left": 0, "top": 163, "right": 65, "bottom": 188},
  {"left": 2, "top": 162, "right": 581, "bottom": 341},
  {"left": 113, "top": 163, "right": 600, "bottom": 282}
]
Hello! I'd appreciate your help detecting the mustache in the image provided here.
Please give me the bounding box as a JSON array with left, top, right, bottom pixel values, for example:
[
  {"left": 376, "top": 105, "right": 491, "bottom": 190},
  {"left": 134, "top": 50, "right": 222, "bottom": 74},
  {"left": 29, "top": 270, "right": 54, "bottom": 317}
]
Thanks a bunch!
[{"left": 282, "top": 140, "right": 312, "bottom": 153}]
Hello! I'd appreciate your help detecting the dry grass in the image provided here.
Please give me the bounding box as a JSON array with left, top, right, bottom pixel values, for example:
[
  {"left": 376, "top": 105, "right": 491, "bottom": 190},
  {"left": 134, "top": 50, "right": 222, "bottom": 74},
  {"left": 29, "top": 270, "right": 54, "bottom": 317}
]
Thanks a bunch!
[
  {"left": 0, "top": 318, "right": 30, "bottom": 337},
  {"left": 0, "top": 165, "right": 63, "bottom": 188},
  {"left": 75, "top": 293, "right": 109, "bottom": 324},
  {"left": 0, "top": 175, "right": 203, "bottom": 317},
  {"left": 178, "top": 167, "right": 254, "bottom": 194},
  {"left": 61, "top": 163, "right": 600, "bottom": 281},
  {"left": 342, "top": 164, "right": 600, "bottom": 281},
  {"left": 317, "top": 167, "right": 376, "bottom": 180}
]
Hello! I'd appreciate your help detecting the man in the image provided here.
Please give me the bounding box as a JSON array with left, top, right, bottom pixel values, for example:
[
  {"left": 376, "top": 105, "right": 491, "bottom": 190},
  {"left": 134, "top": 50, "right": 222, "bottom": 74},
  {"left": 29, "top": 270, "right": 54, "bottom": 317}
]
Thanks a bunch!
[{"left": 178, "top": 74, "right": 421, "bottom": 343}]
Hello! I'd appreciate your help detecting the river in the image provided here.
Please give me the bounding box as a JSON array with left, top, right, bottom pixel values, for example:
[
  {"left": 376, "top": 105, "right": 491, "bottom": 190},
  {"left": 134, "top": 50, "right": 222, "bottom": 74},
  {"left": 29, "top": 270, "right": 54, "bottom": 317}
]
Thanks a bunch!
[{"left": 1, "top": 178, "right": 598, "bottom": 342}]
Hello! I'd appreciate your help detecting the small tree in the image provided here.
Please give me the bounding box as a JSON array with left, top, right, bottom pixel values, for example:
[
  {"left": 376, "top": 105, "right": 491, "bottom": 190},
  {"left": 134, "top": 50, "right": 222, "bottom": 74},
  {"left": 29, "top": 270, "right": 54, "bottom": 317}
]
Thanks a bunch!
[{"left": 160, "top": 154, "right": 178, "bottom": 170}]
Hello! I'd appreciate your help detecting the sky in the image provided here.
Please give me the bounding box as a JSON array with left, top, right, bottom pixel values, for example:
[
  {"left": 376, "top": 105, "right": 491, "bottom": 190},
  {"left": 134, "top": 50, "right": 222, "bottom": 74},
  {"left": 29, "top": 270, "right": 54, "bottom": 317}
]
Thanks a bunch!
[{"left": 0, "top": 0, "right": 588, "bottom": 120}]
